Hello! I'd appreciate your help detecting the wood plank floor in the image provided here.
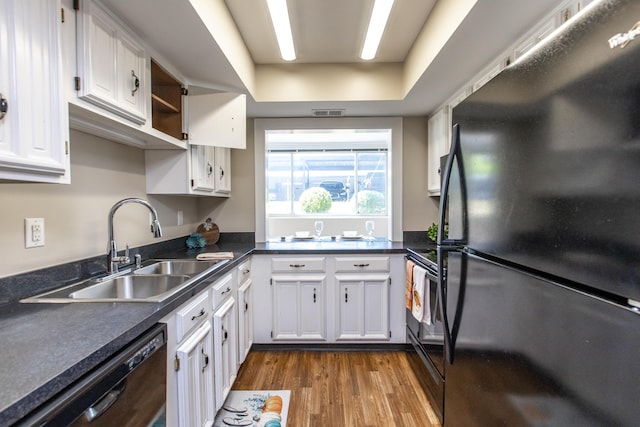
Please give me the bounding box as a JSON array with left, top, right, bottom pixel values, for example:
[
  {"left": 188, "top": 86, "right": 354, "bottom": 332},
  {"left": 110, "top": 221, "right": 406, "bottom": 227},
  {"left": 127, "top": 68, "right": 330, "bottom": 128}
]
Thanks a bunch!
[{"left": 232, "top": 349, "right": 441, "bottom": 427}]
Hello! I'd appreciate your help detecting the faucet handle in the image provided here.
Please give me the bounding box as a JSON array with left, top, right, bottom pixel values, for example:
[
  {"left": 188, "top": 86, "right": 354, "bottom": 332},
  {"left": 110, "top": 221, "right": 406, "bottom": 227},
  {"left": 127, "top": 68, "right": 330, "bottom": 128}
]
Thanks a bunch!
[{"left": 123, "top": 244, "right": 130, "bottom": 262}]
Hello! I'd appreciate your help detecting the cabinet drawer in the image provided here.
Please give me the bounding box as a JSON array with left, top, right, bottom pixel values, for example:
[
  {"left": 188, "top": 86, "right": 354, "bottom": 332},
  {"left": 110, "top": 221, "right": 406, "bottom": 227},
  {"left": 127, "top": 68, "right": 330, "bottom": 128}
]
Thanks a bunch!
[
  {"left": 237, "top": 259, "right": 251, "bottom": 285},
  {"left": 176, "top": 291, "right": 212, "bottom": 343},
  {"left": 335, "top": 256, "right": 390, "bottom": 272},
  {"left": 211, "top": 273, "right": 234, "bottom": 308},
  {"left": 271, "top": 257, "right": 326, "bottom": 273}
]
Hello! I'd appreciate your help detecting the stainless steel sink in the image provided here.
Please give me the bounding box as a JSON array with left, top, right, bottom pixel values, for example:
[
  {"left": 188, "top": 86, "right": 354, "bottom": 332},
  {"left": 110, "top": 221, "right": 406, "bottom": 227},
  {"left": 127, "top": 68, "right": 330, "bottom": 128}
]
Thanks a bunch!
[
  {"left": 21, "top": 258, "right": 229, "bottom": 303},
  {"left": 134, "top": 259, "right": 223, "bottom": 276},
  {"left": 68, "top": 274, "right": 189, "bottom": 301}
]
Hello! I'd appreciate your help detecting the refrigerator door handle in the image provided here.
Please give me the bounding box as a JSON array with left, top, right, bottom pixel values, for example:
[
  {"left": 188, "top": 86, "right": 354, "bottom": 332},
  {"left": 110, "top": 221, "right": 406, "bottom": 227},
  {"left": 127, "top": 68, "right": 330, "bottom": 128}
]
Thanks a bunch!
[
  {"left": 439, "top": 249, "right": 468, "bottom": 365},
  {"left": 438, "top": 124, "right": 468, "bottom": 247}
]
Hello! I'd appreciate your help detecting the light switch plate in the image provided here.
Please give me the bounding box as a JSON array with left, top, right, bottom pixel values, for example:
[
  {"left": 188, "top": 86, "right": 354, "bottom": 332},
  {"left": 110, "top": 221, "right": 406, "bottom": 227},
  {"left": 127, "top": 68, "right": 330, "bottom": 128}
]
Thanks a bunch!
[{"left": 25, "top": 218, "right": 45, "bottom": 248}]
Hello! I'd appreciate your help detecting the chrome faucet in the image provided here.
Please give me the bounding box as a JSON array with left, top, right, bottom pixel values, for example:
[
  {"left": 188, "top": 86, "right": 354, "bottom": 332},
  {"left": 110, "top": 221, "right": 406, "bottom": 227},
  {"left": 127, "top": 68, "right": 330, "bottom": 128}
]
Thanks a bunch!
[{"left": 107, "top": 198, "right": 163, "bottom": 274}]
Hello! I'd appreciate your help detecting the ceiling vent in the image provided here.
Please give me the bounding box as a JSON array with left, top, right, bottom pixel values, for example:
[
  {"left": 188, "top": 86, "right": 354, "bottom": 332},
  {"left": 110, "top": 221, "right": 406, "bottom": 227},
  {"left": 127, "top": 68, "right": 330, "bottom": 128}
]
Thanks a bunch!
[{"left": 311, "top": 109, "right": 345, "bottom": 117}]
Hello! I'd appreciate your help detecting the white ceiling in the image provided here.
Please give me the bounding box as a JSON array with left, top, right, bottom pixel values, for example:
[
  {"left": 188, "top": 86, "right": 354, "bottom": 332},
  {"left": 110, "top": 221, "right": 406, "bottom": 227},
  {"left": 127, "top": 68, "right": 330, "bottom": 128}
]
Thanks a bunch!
[
  {"left": 224, "top": 0, "right": 436, "bottom": 64},
  {"left": 101, "top": 0, "right": 562, "bottom": 118}
]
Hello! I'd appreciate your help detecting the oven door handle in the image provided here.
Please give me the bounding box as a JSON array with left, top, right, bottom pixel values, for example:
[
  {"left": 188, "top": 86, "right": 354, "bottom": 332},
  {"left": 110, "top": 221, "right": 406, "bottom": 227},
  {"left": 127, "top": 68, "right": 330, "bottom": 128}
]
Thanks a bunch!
[{"left": 84, "top": 378, "right": 127, "bottom": 422}]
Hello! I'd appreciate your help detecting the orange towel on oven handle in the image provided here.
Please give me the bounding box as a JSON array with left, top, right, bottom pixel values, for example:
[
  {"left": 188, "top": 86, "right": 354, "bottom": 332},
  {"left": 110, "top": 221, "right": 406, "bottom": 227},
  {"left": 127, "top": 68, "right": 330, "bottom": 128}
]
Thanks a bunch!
[{"left": 406, "top": 260, "right": 415, "bottom": 310}]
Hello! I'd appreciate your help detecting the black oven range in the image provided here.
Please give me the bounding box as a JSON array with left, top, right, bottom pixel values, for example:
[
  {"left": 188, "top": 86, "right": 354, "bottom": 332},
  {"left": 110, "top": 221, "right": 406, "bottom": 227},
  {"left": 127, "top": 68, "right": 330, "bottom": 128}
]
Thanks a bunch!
[{"left": 405, "top": 249, "right": 444, "bottom": 424}]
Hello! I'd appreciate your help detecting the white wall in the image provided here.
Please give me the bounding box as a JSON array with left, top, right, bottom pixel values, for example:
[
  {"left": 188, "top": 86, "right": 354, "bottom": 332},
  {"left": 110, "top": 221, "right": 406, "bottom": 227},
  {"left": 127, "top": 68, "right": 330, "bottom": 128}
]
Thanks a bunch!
[
  {"left": 0, "top": 130, "right": 200, "bottom": 278},
  {"left": 0, "top": 117, "right": 439, "bottom": 278}
]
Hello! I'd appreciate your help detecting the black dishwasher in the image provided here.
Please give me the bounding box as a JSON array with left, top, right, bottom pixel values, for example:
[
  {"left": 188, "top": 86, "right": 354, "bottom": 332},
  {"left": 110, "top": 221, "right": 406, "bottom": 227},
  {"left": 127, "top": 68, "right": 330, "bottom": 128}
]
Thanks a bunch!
[{"left": 18, "top": 324, "right": 167, "bottom": 427}]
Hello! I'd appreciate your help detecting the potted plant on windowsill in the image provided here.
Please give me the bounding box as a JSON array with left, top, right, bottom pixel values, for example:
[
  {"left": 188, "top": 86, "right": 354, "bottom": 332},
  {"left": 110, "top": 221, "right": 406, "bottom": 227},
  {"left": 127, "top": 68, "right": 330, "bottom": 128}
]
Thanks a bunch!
[{"left": 427, "top": 222, "right": 448, "bottom": 243}]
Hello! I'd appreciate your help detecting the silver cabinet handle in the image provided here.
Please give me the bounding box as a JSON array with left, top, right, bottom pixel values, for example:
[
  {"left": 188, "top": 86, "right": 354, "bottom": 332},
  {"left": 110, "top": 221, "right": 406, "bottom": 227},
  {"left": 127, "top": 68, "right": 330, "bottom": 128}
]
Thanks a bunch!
[
  {"left": 191, "top": 308, "right": 206, "bottom": 321},
  {"left": 0, "top": 93, "right": 7, "bottom": 119},
  {"left": 221, "top": 287, "right": 232, "bottom": 295},
  {"left": 354, "top": 263, "right": 370, "bottom": 267},
  {"left": 84, "top": 379, "right": 126, "bottom": 422},
  {"left": 289, "top": 264, "right": 305, "bottom": 268},
  {"left": 131, "top": 70, "right": 140, "bottom": 96}
]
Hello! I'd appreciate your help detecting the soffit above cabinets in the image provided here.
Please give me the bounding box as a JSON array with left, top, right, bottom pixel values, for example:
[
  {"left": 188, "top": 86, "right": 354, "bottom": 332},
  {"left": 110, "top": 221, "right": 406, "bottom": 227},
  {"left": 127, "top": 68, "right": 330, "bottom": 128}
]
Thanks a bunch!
[{"left": 101, "top": 0, "right": 565, "bottom": 118}]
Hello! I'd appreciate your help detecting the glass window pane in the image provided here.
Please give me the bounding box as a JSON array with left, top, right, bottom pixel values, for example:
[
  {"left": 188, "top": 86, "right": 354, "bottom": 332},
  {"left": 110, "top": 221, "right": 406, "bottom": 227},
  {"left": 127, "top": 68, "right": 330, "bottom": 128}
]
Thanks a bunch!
[
  {"left": 356, "top": 152, "right": 387, "bottom": 215},
  {"left": 266, "top": 153, "right": 292, "bottom": 214},
  {"left": 264, "top": 128, "right": 391, "bottom": 238}
]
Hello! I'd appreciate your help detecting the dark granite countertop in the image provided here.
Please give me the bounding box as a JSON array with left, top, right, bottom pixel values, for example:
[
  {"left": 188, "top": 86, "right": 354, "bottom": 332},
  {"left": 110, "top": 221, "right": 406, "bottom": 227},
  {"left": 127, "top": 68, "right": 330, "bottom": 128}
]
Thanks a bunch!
[{"left": 0, "top": 236, "right": 433, "bottom": 425}]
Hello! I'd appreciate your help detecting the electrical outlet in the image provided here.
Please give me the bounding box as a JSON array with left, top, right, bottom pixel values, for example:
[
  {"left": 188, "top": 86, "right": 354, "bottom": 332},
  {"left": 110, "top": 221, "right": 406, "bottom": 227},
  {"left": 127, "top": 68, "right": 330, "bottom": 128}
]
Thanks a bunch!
[
  {"left": 177, "top": 210, "right": 184, "bottom": 226},
  {"left": 25, "top": 218, "right": 45, "bottom": 248}
]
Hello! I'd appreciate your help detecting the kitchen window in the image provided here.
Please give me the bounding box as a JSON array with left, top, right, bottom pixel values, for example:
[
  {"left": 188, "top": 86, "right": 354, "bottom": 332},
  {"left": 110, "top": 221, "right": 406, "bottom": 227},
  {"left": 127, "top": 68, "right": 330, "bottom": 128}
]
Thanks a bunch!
[
  {"left": 254, "top": 118, "right": 403, "bottom": 242},
  {"left": 266, "top": 130, "right": 389, "bottom": 216}
]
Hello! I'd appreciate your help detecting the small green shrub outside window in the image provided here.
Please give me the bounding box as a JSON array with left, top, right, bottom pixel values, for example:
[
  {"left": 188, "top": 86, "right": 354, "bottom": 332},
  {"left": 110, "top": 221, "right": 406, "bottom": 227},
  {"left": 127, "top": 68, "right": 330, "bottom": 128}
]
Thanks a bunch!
[
  {"left": 299, "top": 187, "right": 332, "bottom": 213},
  {"left": 357, "top": 190, "right": 385, "bottom": 214}
]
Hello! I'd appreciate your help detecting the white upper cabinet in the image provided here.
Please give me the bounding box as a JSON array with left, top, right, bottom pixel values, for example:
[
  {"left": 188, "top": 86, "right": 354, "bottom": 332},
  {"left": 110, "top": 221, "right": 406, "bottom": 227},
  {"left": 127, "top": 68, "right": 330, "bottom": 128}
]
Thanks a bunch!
[
  {"left": 427, "top": 107, "right": 450, "bottom": 196},
  {"left": 145, "top": 144, "right": 231, "bottom": 197},
  {"left": 75, "top": 0, "right": 146, "bottom": 124},
  {"left": 0, "top": 0, "right": 69, "bottom": 183},
  {"left": 429, "top": 0, "right": 594, "bottom": 197},
  {"left": 188, "top": 92, "right": 246, "bottom": 149}
]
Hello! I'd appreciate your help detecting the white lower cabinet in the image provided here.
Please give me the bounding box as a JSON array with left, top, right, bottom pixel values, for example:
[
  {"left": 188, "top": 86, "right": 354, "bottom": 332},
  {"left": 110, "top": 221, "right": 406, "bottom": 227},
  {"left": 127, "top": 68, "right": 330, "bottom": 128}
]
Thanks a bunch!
[
  {"left": 211, "top": 272, "right": 238, "bottom": 412},
  {"left": 162, "top": 290, "right": 214, "bottom": 427},
  {"left": 175, "top": 321, "right": 215, "bottom": 427},
  {"left": 336, "top": 274, "right": 390, "bottom": 340},
  {"left": 237, "top": 259, "right": 253, "bottom": 364},
  {"left": 213, "top": 296, "right": 237, "bottom": 411},
  {"left": 272, "top": 274, "right": 326, "bottom": 340},
  {"left": 252, "top": 254, "right": 404, "bottom": 343}
]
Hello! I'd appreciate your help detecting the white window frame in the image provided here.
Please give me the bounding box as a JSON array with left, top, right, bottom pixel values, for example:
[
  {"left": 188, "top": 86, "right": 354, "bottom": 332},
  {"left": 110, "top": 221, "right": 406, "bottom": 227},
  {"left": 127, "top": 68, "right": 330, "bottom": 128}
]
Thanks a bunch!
[{"left": 254, "top": 117, "right": 403, "bottom": 242}]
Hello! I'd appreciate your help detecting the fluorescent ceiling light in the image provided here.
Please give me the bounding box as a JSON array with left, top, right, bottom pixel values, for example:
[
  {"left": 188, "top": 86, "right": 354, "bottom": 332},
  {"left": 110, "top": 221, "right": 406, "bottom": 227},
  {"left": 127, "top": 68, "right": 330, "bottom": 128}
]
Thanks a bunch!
[
  {"left": 361, "top": 0, "right": 394, "bottom": 60},
  {"left": 266, "top": 0, "right": 296, "bottom": 61}
]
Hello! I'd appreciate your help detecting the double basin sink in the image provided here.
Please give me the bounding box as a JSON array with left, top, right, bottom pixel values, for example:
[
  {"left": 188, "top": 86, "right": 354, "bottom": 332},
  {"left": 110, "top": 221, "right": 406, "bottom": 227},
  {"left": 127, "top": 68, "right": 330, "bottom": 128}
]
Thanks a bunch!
[{"left": 22, "top": 259, "right": 229, "bottom": 303}]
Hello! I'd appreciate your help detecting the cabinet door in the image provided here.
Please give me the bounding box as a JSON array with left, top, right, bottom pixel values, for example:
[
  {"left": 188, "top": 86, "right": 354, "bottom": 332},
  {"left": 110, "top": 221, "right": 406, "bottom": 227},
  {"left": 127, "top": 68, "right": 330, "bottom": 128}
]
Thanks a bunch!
[
  {"left": 238, "top": 278, "right": 253, "bottom": 364},
  {"left": 76, "top": 0, "right": 146, "bottom": 124},
  {"left": 214, "top": 147, "right": 231, "bottom": 193},
  {"left": 336, "top": 274, "right": 390, "bottom": 340},
  {"left": 188, "top": 92, "right": 246, "bottom": 149},
  {"left": 272, "top": 275, "right": 325, "bottom": 340},
  {"left": 0, "top": 0, "right": 69, "bottom": 183},
  {"left": 191, "top": 145, "right": 215, "bottom": 192},
  {"left": 213, "top": 297, "right": 238, "bottom": 411},
  {"left": 362, "top": 276, "right": 390, "bottom": 339},
  {"left": 272, "top": 279, "right": 299, "bottom": 340},
  {"left": 0, "top": 0, "right": 13, "bottom": 163},
  {"left": 116, "top": 30, "right": 146, "bottom": 120},
  {"left": 338, "top": 281, "right": 364, "bottom": 338},
  {"left": 176, "top": 321, "right": 215, "bottom": 427},
  {"left": 427, "top": 107, "right": 450, "bottom": 196},
  {"left": 299, "top": 281, "right": 325, "bottom": 339}
]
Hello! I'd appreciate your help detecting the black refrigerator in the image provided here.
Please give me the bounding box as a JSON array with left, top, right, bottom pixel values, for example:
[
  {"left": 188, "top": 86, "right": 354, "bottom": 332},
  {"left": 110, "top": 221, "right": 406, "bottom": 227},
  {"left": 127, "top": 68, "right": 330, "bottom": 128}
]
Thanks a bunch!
[{"left": 438, "top": 0, "right": 640, "bottom": 425}]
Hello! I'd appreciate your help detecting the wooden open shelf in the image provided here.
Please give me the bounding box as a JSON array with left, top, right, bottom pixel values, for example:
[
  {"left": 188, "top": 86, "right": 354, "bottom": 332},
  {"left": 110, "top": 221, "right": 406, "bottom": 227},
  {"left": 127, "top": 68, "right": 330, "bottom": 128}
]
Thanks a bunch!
[
  {"left": 152, "top": 94, "right": 180, "bottom": 113},
  {"left": 151, "top": 59, "right": 183, "bottom": 140}
]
